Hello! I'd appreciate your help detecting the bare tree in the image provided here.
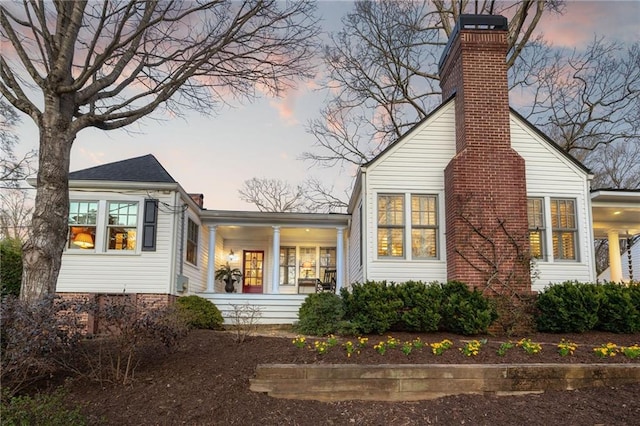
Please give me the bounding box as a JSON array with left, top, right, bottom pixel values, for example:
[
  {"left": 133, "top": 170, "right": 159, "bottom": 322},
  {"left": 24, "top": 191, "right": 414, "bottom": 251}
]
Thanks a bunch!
[
  {"left": 239, "top": 177, "right": 310, "bottom": 213},
  {"left": 303, "top": 0, "right": 563, "bottom": 169},
  {"left": 0, "top": 188, "right": 33, "bottom": 241},
  {"left": 518, "top": 39, "right": 640, "bottom": 188},
  {"left": 0, "top": 99, "right": 36, "bottom": 187},
  {"left": 0, "top": 0, "right": 319, "bottom": 301}
]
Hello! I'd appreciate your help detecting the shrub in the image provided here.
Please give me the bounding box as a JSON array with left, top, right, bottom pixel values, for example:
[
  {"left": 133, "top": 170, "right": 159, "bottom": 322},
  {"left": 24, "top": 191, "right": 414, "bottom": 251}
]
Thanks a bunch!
[
  {"left": 535, "top": 281, "right": 602, "bottom": 333},
  {"left": 0, "top": 238, "right": 22, "bottom": 297},
  {"left": 438, "top": 281, "right": 497, "bottom": 335},
  {"left": 393, "top": 281, "right": 442, "bottom": 332},
  {"left": 0, "top": 295, "right": 85, "bottom": 396},
  {"left": 295, "top": 292, "right": 344, "bottom": 336},
  {"left": 176, "top": 295, "right": 223, "bottom": 329},
  {"left": 596, "top": 283, "right": 640, "bottom": 333},
  {"left": 0, "top": 388, "right": 92, "bottom": 426},
  {"left": 341, "top": 281, "right": 402, "bottom": 334},
  {"left": 227, "top": 303, "right": 262, "bottom": 343}
]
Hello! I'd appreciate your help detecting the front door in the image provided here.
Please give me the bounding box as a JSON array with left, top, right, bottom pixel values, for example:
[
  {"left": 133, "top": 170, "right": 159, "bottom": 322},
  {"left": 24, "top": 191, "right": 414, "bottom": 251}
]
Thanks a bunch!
[{"left": 242, "top": 250, "right": 264, "bottom": 294}]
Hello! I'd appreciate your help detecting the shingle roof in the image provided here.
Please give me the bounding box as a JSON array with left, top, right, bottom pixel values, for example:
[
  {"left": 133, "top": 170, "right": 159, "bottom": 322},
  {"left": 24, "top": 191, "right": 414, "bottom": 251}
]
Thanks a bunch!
[{"left": 68, "top": 154, "right": 176, "bottom": 183}]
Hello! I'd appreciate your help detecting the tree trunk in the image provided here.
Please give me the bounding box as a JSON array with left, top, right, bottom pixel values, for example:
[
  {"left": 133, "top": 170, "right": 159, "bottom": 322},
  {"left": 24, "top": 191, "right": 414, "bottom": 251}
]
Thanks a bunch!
[{"left": 20, "top": 92, "right": 76, "bottom": 302}]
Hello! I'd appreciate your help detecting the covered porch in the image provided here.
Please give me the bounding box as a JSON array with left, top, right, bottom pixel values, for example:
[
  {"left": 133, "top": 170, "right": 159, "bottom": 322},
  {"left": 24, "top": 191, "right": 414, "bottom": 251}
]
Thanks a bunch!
[
  {"left": 198, "top": 210, "right": 350, "bottom": 296},
  {"left": 591, "top": 190, "right": 640, "bottom": 282}
]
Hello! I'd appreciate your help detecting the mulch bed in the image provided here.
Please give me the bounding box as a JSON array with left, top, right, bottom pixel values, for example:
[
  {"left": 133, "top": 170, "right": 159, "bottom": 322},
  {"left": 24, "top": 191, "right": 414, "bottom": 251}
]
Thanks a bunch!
[{"left": 63, "top": 329, "right": 640, "bottom": 425}]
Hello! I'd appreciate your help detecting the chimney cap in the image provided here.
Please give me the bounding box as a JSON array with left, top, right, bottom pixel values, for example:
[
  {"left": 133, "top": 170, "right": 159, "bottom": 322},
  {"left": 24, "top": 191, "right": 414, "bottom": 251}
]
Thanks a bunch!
[{"left": 438, "top": 14, "right": 508, "bottom": 70}]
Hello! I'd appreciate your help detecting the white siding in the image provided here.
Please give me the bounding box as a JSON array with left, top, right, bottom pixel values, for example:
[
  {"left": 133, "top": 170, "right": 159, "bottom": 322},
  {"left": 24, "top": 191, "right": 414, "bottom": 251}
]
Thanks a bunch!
[
  {"left": 364, "top": 101, "right": 455, "bottom": 283},
  {"left": 348, "top": 198, "right": 364, "bottom": 285},
  {"left": 510, "top": 115, "right": 595, "bottom": 291},
  {"left": 180, "top": 207, "right": 208, "bottom": 293},
  {"left": 58, "top": 189, "right": 178, "bottom": 294},
  {"left": 361, "top": 101, "right": 593, "bottom": 289}
]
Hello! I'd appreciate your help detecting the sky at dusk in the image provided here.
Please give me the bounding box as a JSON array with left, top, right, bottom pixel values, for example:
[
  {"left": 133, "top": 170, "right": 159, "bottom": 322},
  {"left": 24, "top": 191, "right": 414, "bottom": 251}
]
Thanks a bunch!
[{"left": 11, "top": 1, "right": 640, "bottom": 211}]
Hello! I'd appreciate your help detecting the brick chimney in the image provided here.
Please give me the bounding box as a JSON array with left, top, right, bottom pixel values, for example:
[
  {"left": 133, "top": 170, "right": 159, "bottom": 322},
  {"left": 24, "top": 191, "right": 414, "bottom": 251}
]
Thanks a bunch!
[
  {"left": 189, "top": 193, "right": 204, "bottom": 208},
  {"left": 439, "top": 15, "right": 530, "bottom": 294}
]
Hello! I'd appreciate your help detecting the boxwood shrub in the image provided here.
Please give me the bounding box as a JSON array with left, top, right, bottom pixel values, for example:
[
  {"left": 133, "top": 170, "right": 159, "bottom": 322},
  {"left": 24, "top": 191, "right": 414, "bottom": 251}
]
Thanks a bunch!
[
  {"left": 176, "top": 295, "right": 223, "bottom": 329},
  {"left": 596, "top": 282, "right": 640, "bottom": 333},
  {"left": 295, "top": 292, "right": 344, "bottom": 336},
  {"left": 438, "top": 281, "right": 497, "bottom": 335},
  {"left": 340, "top": 281, "right": 402, "bottom": 335},
  {"left": 393, "top": 281, "right": 442, "bottom": 332},
  {"left": 535, "top": 281, "right": 602, "bottom": 333}
]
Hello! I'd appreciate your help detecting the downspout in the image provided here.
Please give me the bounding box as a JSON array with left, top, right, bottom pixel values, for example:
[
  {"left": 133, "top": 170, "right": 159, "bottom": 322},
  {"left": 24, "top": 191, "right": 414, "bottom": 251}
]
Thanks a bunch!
[{"left": 179, "top": 205, "right": 185, "bottom": 276}]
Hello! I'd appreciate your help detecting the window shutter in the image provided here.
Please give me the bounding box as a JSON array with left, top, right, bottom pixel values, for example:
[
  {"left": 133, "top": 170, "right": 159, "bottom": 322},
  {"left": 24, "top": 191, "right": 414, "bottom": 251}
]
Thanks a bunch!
[{"left": 142, "top": 199, "right": 158, "bottom": 251}]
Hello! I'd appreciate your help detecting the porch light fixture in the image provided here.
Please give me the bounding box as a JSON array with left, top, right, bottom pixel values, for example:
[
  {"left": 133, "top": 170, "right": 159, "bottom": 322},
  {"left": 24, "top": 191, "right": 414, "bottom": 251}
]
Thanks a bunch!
[
  {"left": 227, "top": 250, "right": 238, "bottom": 262},
  {"left": 73, "top": 232, "right": 94, "bottom": 249}
]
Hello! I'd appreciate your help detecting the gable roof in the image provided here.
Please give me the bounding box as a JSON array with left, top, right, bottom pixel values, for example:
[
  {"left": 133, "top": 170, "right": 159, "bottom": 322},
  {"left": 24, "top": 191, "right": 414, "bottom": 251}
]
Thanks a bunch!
[
  {"left": 68, "top": 154, "right": 176, "bottom": 183},
  {"left": 361, "top": 95, "right": 590, "bottom": 175}
]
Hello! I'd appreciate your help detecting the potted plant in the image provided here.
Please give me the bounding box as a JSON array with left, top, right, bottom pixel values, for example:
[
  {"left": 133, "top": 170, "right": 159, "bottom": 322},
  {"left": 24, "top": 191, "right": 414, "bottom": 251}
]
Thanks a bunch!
[{"left": 215, "top": 263, "right": 242, "bottom": 293}]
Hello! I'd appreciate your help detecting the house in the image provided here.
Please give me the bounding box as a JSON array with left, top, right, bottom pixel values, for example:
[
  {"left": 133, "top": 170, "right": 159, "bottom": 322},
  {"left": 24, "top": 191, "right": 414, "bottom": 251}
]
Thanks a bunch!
[{"left": 56, "top": 15, "right": 639, "bottom": 324}]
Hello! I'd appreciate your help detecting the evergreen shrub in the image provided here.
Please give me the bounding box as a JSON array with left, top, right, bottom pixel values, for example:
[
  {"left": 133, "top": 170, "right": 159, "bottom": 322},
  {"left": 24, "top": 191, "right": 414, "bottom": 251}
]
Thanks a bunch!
[
  {"left": 0, "top": 238, "right": 22, "bottom": 297},
  {"left": 295, "top": 292, "right": 344, "bottom": 336},
  {"left": 393, "top": 281, "right": 442, "bottom": 332},
  {"left": 535, "top": 281, "right": 602, "bottom": 333},
  {"left": 438, "top": 281, "right": 497, "bottom": 335},
  {"left": 176, "top": 295, "right": 223, "bottom": 329},
  {"left": 340, "top": 281, "right": 402, "bottom": 334},
  {"left": 596, "top": 282, "right": 640, "bottom": 333}
]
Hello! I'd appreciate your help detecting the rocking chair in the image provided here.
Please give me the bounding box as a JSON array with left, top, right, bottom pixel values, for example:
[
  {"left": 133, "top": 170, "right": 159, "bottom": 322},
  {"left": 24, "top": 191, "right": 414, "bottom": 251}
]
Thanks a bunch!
[{"left": 316, "top": 269, "right": 337, "bottom": 293}]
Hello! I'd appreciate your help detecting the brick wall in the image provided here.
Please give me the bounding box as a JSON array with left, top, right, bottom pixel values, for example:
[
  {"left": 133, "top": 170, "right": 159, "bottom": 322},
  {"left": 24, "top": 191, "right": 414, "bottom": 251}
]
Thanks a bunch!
[
  {"left": 439, "top": 17, "right": 531, "bottom": 294},
  {"left": 57, "top": 292, "right": 176, "bottom": 335}
]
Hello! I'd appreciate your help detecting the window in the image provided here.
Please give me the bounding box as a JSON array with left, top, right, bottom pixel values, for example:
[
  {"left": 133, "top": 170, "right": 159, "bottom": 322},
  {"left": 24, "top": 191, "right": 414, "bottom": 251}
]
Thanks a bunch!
[
  {"left": 68, "top": 201, "right": 98, "bottom": 250},
  {"left": 411, "top": 195, "right": 437, "bottom": 258},
  {"left": 377, "top": 194, "right": 404, "bottom": 257},
  {"left": 527, "top": 198, "right": 545, "bottom": 259},
  {"left": 299, "top": 247, "right": 316, "bottom": 278},
  {"left": 279, "top": 247, "right": 296, "bottom": 285},
  {"left": 107, "top": 202, "right": 138, "bottom": 251},
  {"left": 186, "top": 218, "right": 198, "bottom": 265},
  {"left": 319, "top": 247, "right": 336, "bottom": 278},
  {"left": 551, "top": 199, "right": 577, "bottom": 260}
]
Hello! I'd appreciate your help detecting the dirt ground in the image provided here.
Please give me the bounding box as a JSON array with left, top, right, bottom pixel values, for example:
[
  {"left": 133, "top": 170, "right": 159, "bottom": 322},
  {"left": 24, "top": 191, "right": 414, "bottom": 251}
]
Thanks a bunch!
[{"left": 65, "top": 329, "right": 640, "bottom": 425}]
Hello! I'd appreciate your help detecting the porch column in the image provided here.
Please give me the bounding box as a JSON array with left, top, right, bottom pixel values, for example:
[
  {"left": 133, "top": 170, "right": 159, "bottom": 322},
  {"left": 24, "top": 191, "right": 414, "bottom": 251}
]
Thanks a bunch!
[
  {"left": 272, "top": 226, "right": 280, "bottom": 294},
  {"left": 608, "top": 230, "right": 623, "bottom": 283},
  {"left": 336, "top": 227, "right": 345, "bottom": 291},
  {"left": 206, "top": 225, "right": 217, "bottom": 292}
]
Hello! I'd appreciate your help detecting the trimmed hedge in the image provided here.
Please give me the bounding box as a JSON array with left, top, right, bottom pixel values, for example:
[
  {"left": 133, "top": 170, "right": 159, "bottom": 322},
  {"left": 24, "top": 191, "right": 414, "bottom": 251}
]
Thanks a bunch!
[{"left": 0, "top": 239, "right": 22, "bottom": 297}]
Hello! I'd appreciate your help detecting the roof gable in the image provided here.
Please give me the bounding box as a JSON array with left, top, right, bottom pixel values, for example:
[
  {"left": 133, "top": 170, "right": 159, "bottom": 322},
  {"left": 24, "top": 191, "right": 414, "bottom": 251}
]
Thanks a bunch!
[{"left": 68, "top": 154, "right": 176, "bottom": 183}]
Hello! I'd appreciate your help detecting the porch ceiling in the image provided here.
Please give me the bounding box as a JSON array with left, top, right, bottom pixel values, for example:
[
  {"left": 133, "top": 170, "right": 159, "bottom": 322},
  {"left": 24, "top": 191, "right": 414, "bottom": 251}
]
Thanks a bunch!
[
  {"left": 591, "top": 190, "right": 640, "bottom": 239},
  {"left": 216, "top": 225, "right": 339, "bottom": 241}
]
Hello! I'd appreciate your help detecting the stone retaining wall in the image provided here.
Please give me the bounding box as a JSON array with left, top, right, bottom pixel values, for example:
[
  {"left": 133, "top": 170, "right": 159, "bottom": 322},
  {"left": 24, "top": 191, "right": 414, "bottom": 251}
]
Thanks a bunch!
[{"left": 251, "top": 364, "right": 640, "bottom": 402}]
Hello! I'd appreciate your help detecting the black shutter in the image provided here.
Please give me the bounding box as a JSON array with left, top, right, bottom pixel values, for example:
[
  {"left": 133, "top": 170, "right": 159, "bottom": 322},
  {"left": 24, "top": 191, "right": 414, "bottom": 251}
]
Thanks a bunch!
[{"left": 142, "top": 199, "right": 158, "bottom": 251}]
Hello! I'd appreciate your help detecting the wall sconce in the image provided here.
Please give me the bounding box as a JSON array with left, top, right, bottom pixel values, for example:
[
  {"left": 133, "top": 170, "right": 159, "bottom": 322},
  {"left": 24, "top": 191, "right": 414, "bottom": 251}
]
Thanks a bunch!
[
  {"left": 73, "top": 232, "right": 94, "bottom": 249},
  {"left": 227, "top": 249, "right": 238, "bottom": 262}
]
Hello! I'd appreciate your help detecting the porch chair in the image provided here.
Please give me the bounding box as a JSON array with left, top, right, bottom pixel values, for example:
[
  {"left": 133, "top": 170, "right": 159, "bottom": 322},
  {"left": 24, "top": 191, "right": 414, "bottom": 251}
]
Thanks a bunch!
[{"left": 316, "top": 269, "right": 337, "bottom": 293}]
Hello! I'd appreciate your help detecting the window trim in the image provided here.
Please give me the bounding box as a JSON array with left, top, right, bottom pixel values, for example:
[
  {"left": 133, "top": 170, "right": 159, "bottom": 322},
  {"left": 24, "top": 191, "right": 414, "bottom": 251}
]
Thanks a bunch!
[
  {"left": 550, "top": 198, "right": 579, "bottom": 261},
  {"left": 106, "top": 201, "right": 140, "bottom": 252},
  {"left": 410, "top": 194, "right": 439, "bottom": 260},
  {"left": 527, "top": 197, "right": 545, "bottom": 260},
  {"left": 377, "top": 193, "right": 405, "bottom": 259},
  {"left": 66, "top": 196, "right": 144, "bottom": 255}
]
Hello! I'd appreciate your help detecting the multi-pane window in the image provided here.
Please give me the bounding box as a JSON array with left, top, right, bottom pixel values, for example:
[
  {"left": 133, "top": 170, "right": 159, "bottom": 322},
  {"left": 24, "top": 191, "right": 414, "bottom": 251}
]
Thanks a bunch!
[
  {"left": 527, "top": 198, "right": 545, "bottom": 259},
  {"left": 299, "top": 247, "right": 316, "bottom": 278},
  {"left": 411, "top": 195, "right": 438, "bottom": 258},
  {"left": 107, "top": 202, "right": 138, "bottom": 250},
  {"left": 319, "top": 247, "right": 336, "bottom": 279},
  {"left": 186, "top": 218, "right": 198, "bottom": 264},
  {"left": 551, "top": 199, "right": 577, "bottom": 260},
  {"left": 279, "top": 247, "right": 296, "bottom": 285},
  {"left": 378, "top": 194, "right": 404, "bottom": 257},
  {"left": 68, "top": 201, "right": 98, "bottom": 250}
]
